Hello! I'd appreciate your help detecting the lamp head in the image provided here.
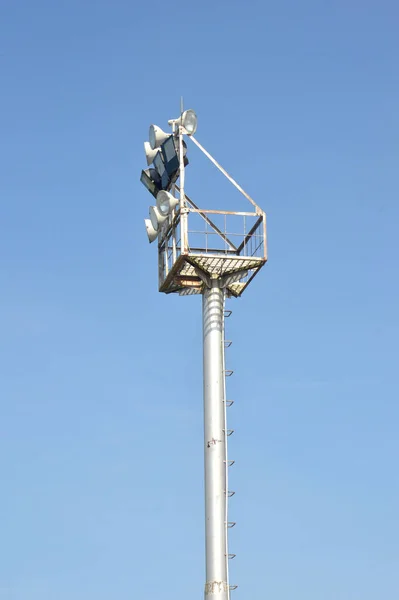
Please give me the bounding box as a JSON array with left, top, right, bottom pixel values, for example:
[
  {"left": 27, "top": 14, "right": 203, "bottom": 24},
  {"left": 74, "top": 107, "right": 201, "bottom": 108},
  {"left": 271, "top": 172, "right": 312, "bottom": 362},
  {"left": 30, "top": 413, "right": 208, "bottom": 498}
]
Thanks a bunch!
[
  {"left": 156, "top": 190, "right": 179, "bottom": 216},
  {"left": 144, "top": 218, "right": 158, "bottom": 243},
  {"left": 149, "top": 124, "right": 169, "bottom": 150},
  {"left": 149, "top": 205, "right": 167, "bottom": 231},
  {"left": 140, "top": 168, "right": 162, "bottom": 197},
  {"left": 169, "top": 109, "right": 197, "bottom": 135},
  {"left": 144, "top": 141, "right": 160, "bottom": 166}
]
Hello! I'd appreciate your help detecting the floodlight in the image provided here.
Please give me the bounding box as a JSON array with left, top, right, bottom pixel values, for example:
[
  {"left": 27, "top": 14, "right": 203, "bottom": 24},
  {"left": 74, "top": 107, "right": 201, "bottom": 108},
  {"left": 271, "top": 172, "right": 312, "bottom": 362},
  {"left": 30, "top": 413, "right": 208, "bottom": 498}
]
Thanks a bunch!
[
  {"left": 149, "top": 205, "right": 167, "bottom": 231},
  {"left": 156, "top": 190, "right": 179, "bottom": 216},
  {"left": 161, "top": 136, "right": 179, "bottom": 176},
  {"left": 153, "top": 152, "right": 170, "bottom": 190},
  {"left": 144, "top": 142, "right": 160, "bottom": 166},
  {"left": 149, "top": 124, "right": 169, "bottom": 150},
  {"left": 144, "top": 218, "right": 158, "bottom": 243},
  {"left": 169, "top": 109, "right": 197, "bottom": 135},
  {"left": 140, "top": 168, "right": 162, "bottom": 198},
  {"left": 159, "top": 137, "right": 188, "bottom": 178}
]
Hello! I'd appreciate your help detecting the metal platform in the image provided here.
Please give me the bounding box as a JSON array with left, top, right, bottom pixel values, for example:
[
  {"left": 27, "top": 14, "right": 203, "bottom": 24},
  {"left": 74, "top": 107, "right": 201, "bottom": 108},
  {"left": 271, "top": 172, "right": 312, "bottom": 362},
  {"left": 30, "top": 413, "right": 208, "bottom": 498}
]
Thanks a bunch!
[
  {"left": 159, "top": 253, "right": 266, "bottom": 297},
  {"left": 152, "top": 132, "right": 267, "bottom": 299}
]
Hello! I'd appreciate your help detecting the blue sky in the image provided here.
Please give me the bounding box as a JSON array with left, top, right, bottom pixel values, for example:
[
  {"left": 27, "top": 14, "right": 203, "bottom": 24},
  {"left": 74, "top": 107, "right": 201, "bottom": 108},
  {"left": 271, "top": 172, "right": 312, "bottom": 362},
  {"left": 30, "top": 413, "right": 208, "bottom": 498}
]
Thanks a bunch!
[{"left": 1, "top": 0, "right": 398, "bottom": 598}]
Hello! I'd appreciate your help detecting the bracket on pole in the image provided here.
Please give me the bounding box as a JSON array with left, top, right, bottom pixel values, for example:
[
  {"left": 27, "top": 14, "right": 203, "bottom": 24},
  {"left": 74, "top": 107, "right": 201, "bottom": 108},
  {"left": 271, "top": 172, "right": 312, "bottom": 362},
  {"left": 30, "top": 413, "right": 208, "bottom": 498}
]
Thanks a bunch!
[
  {"left": 220, "top": 269, "right": 248, "bottom": 289},
  {"left": 223, "top": 429, "right": 235, "bottom": 436},
  {"left": 193, "top": 265, "right": 212, "bottom": 289}
]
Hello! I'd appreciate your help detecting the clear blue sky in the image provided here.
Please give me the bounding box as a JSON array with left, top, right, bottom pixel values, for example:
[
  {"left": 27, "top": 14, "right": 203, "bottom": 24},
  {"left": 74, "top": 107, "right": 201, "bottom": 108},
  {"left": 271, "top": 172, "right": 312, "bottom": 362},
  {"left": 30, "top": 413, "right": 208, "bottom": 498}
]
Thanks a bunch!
[{"left": 1, "top": 1, "right": 398, "bottom": 598}]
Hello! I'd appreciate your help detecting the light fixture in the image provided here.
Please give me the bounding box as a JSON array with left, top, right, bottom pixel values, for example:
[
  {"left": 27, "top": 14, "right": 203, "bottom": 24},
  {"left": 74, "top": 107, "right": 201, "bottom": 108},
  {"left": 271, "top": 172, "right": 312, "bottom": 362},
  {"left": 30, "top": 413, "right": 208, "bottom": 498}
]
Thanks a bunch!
[
  {"left": 140, "top": 168, "right": 162, "bottom": 197},
  {"left": 149, "top": 205, "right": 167, "bottom": 231},
  {"left": 144, "top": 218, "right": 158, "bottom": 243},
  {"left": 153, "top": 151, "right": 170, "bottom": 190},
  {"left": 161, "top": 136, "right": 179, "bottom": 176},
  {"left": 149, "top": 124, "right": 169, "bottom": 150},
  {"left": 156, "top": 190, "right": 179, "bottom": 216},
  {"left": 160, "top": 136, "right": 189, "bottom": 176},
  {"left": 169, "top": 109, "right": 197, "bottom": 135},
  {"left": 144, "top": 142, "right": 160, "bottom": 166}
]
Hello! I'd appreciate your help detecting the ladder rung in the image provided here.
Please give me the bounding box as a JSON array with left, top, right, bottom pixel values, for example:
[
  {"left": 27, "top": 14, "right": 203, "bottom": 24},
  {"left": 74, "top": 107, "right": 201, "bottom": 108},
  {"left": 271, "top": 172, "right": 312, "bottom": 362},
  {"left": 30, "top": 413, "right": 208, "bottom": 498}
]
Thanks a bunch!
[
  {"left": 224, "top": 340, "right": 232, "bottom": 348},
  {"left": 223, "top": 429, "right": 234, "bottom": 436}
]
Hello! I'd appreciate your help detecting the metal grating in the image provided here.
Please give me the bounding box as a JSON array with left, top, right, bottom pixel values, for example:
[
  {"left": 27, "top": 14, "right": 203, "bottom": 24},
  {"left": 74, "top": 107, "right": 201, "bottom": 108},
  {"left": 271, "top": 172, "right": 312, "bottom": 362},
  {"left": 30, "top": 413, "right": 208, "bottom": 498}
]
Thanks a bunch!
[
  {"left": 189, "top": 255, "right": 264, "bottom": 276},
  {"left": 159, "top": 253, "right": 266, "bottom": 297}
]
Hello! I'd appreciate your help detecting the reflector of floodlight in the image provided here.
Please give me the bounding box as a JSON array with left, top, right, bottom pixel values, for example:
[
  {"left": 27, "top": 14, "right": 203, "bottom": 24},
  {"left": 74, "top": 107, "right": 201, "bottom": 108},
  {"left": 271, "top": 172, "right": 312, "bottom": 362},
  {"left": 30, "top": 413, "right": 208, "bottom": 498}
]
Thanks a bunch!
[
  {"left": 144, "top": 142, "right": 160, "bottom": 166},
  {"left": 153, "top": 151, "right": 170, "bottom": 190},
  {"left": 144, "top": 218, "right": 158, "bottom": 243},
  {"left": 149, "top": 205, "right": 167, "bottom": 231},
  {"left": 140, "top": 168, "right": 162, "bottom": 197},
  {"left": 161, "top": 136, "right": 179, "bottom": 176},
  {"left": 156, "top": 190, "right": 179, "bottom": 216},
  {"left": 149, "top": 124, "right": 169, "bottom": 150},
  {"left": 173, "top": 109, "right": 197, "bottom": 135}
]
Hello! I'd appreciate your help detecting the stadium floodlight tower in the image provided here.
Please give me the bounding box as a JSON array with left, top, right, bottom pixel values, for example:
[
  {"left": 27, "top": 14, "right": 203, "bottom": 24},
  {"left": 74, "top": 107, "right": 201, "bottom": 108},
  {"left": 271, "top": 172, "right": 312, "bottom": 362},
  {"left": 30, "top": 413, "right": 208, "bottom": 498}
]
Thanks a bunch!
[{"left": 140, "top": 106, "right": 267, "bottom": 600}]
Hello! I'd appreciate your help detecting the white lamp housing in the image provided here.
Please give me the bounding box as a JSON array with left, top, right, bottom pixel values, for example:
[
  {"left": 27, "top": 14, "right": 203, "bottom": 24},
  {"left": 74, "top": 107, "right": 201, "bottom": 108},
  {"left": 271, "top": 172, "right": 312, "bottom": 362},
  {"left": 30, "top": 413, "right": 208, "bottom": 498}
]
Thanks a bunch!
[
  {"left": 144, "top": 141, "right": 160, "bottom": 166},
  {"left": 149, "top": 124, "right": 169, "bottom": 150},
  {"left": 144, "top": 218, "right": 158, "bottom": 243},
  {"left": 169, "top": 109, "right": 198, "bottom": 135},
  {"left": 149, "top": 206, "right": 167, "bottom": 231},
  {"left": 156, "top": 190, "right": 179, "bottom": 216}
]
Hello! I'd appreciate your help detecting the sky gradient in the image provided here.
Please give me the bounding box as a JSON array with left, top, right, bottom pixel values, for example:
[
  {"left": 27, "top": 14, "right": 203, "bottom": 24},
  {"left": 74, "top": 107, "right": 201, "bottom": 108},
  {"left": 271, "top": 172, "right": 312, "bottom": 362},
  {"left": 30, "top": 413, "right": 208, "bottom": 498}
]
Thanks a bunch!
[{"left": 1, "top": 1, "right": 398, "bottom": 599}]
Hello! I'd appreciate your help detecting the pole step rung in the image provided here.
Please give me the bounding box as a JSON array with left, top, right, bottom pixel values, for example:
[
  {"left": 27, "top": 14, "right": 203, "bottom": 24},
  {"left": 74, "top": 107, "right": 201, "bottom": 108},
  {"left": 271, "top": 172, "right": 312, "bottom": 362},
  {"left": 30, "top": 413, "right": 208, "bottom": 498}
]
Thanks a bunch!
[
  {"left": 224, "top": 370, "right": 234, "bottom": 377},
  {"left": 224, "top": 310, "right": 233, "bottom": 318},
  {"left": 225, "top": 399, "right": 234, "bottom": 407},
  {"left": 227, "top": 553, "right": 236, "bottom": 559},
  {"left": 227, "top": 521, "right": 236, "bottom": 528},
  {"left": 224, "top": 459, "right": 235, "bottom": 467},
  {"left": 229, "top": 585, "right": 238, "bottom": 591},
  {"left": 223, "top": 429, "right": 234, "bottom": 436},
  {"left": 226, "top": 490, "right": 235, "bottom": 497},
  {"left": 224, "top": 340, "right": 233, "bottom": 348}
]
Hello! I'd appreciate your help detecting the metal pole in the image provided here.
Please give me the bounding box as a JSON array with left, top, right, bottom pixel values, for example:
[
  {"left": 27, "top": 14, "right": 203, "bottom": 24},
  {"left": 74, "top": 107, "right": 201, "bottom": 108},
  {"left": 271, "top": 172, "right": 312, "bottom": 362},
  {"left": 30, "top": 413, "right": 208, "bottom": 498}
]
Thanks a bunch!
[
  {"left": 178, "top": 126, "right": 189, "bottom": 254},
  {"left": 203, "top": 280, "right": 229, "bottom": 600}
]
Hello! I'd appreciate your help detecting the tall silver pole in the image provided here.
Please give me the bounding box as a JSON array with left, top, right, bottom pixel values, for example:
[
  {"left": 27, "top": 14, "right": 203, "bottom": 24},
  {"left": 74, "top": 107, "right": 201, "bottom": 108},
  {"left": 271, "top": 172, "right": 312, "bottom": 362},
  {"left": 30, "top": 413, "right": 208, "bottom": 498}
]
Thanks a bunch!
[{"left": 203, "top": 280, "right": 229, "bottom": 600}]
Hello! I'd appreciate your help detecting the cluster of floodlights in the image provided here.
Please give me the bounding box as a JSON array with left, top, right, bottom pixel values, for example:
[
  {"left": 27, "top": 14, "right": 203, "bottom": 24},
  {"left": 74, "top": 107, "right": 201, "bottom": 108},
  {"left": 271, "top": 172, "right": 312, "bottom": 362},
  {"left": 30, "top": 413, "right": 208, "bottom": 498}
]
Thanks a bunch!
[{"left": 140, "top": 109, "right": 198, "bottom": 242}]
